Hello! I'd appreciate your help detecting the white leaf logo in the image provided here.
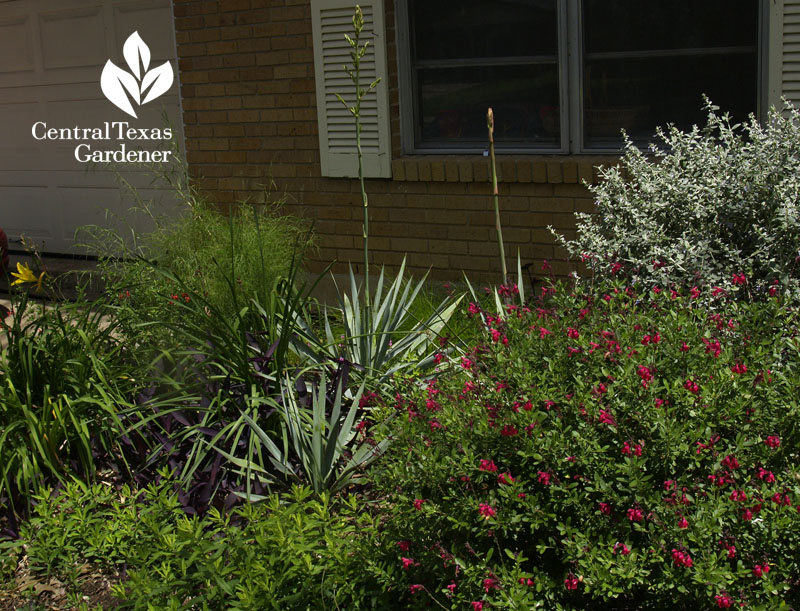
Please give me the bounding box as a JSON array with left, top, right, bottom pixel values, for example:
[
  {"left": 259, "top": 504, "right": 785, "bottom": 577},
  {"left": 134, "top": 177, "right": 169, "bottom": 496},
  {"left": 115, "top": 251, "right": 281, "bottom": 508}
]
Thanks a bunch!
[{"left": 101, "top": 31, "right": 174, "bottom": 118}]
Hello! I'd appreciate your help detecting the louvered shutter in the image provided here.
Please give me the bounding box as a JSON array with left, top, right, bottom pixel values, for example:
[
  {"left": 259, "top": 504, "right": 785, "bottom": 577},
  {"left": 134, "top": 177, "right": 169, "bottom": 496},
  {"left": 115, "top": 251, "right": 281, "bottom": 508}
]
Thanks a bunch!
[
  {"left": 784, "top": 0, "right": 800, "bottom": 106},
  {"left": 311, "top": 0, "right": 391, "bottom": 178}
]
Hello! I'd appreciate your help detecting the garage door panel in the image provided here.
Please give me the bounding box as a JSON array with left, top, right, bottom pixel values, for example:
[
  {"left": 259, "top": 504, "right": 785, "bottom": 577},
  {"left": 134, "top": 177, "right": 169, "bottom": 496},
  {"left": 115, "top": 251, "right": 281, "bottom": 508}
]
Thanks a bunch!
[
  {"left": 1, "top": 186, "right": 57, "bottom": 242},
  {"left": 0, "top": 0, "right": 184, "bottom": 255},
  {"left": 113, "top": 0, "right": 175, "bottom": 63},
  {"left": 0, "top": 103, "right": 41, "bottom": 170},
  {"left": 39, "top": 6, "right": 107, "bottom": 70},
  {"left": 0, "top": 15, "right": 35, "bottom": 73},
  {"left": 61, "top": 185, "right": 185, "bottom": 253}
]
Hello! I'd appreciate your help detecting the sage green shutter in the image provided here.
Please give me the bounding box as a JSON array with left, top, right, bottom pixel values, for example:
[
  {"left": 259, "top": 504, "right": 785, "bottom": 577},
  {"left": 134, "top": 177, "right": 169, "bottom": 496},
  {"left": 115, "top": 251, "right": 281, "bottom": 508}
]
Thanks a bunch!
[
  {"left": 311, "top": 0, "right": 391, "bottom": 178},
  {"left": 783, "top": 0, "right": 800, "bottom": 106}
]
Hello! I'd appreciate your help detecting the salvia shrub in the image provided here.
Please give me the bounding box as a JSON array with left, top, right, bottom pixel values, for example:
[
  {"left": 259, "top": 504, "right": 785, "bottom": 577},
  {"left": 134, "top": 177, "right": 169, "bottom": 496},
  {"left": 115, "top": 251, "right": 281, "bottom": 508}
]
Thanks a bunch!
[
  {"left": 371, "top": 282, "right": 800, "bottom": 609},
  {"left": 553, "top": 100, "right": 800, "bottom": 300}
]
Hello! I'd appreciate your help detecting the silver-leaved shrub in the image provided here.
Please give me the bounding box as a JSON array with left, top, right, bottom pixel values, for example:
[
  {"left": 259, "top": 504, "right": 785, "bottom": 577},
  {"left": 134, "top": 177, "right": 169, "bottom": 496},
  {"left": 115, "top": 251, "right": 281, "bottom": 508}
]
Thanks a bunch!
[{"left": 554, "top": 99, "right": 800, "bottom": 300}]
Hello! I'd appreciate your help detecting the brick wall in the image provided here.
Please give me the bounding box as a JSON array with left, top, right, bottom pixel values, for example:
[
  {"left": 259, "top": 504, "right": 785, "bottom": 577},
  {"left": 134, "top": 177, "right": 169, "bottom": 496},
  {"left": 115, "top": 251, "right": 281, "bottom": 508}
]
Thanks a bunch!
[{"left": 172, "top": 0, "right": 618, "bottom": 284}]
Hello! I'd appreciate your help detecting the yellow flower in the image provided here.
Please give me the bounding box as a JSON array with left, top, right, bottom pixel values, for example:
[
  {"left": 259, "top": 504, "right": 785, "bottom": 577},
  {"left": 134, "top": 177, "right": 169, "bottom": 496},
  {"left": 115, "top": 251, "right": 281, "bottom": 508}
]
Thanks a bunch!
[{"left": 10, "top": 261, "right": 47, "bottom": 291}]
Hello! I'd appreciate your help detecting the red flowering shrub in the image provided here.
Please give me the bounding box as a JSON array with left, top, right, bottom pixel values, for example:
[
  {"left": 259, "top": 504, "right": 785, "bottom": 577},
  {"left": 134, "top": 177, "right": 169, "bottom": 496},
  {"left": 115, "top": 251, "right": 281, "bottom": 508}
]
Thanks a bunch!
[{"left": 370, "top": 281, "right": 800, "bottom": 608}]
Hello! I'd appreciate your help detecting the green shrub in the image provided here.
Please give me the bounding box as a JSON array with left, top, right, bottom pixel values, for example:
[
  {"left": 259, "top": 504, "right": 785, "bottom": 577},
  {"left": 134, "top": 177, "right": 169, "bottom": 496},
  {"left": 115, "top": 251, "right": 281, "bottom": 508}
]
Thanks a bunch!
[
  {"left": 370, "top": 282, "right": 800, "bottom": 609},
  {"left": 553, "top": 100, "right": 800, "bottom": 299},
  {"left": 12, "top": 478, "right": 392, "bottom": 610}
]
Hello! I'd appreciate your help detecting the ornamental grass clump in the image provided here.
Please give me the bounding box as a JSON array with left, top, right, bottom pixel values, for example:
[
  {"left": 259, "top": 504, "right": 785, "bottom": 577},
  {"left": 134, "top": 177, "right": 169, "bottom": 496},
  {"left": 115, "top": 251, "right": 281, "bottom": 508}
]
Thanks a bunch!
[
  {"left": 553, "top": 99, "right": 800, "bottom": 301},
  {"left": 370, "top": 281, "right": 800, "bottom": 609}
]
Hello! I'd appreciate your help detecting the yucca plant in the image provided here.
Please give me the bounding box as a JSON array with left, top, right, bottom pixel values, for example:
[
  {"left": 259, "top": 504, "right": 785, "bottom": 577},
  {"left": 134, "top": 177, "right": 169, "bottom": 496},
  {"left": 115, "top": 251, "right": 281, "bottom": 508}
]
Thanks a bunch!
[{"left": 230, "top": 368, "right": 389, "bottom": 496}]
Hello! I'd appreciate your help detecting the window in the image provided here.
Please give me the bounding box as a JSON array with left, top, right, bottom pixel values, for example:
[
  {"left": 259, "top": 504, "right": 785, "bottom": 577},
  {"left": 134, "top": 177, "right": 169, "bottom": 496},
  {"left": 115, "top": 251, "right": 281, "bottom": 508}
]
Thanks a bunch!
[{"left": 398, "top": 0, "right": 762, "bottom": 154}]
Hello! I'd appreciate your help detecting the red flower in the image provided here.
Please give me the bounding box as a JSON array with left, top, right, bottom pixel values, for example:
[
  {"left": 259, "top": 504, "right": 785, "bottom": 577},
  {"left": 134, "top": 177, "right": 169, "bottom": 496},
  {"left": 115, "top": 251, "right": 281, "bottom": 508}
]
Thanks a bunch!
[
  {"left": 537, "top": 471, "right": 551, "bottom": 486},
  {"left": 413, "top": 499, "right": 426, "bottom": 511},
  {"left": 461, "top": 357, "right": 474, "bottom": 370},
  {"left": 478, "top": 503, "right": 496, "bottom": 519},
  {"left": 479, "top": 459, "right": 498, "bottom": 472},
  {"left": 483, "top": 577, "right": 499, "bottom": 593},
  {"left": 732, "top": 272, "right": 747, "bottom": 286},
  {"left": 730, "top": 490, "right": 747, "bottom": 502},
  {"left": 677, "top": 517, "right": 689, "bottom": 529},
  {"left": 613, "top": 542, "right": 630, "bottom": 555},
  {"left": 397, "top": 540, "right": 411, "bottom": 551},
  {"left": 715, "top": 593, "right": 734, "bottom": 608},
  {"left": 671, "top": 548, "right": 693, "bottom": 568},
  {"left": 758, "top": 468, "right": 775, "bottom": 483},
  {"left": 498, "top": 472, "right": 515, "bottom": 485},
  {"left": 753, "top": 563, "right": 770, "bottom": 578},
  {"left": 471, "top": 602, "right": 484, "bottom": 611},
  {"left": 680, "top": 341, "right": 690, "bottom": 352},
  {"left": 564, "top": 576, "right": 579, "bottom": 590},
  {"left": 401, "top": 557, "right": 417, "bottom": 570},
  {"left": 409, "top": 584, "right": 424, "bottom": 594},
  {"left": 765, "top": 435, "right": 781, "bottom": 449},
  {"left": 567, "top": 327, "right": 580, "bottom": 339},
  {"left": 627, "top": 508, "right": 644, "bottom": 522},
  {"left": 683, "top": 379, "right": 700, "bottom": 394},
  {"left": 500, "top": 425, "right": 518, "bottom": 437},
  {"left": 597, "top": 410, "right": 616, "bottom": 426},
  {"left": 598, "top": 502, "right": 611, "bottom": 515},
  {"left": 730, "top": 363, "right": 747, "bottom": 374},
  {"left": 721, "top": 455, "right": 739, "bottom": 470}
]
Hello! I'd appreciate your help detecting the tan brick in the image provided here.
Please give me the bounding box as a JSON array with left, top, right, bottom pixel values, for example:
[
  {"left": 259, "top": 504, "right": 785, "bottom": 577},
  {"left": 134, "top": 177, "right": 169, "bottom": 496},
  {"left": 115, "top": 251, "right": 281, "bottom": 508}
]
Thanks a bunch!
[
  {"left": 404, "top": 159, "right": 419, "bottom": 182},
  {"left": 237, "top": 38, "right": 272, "bottom": 53},
  {"left": 274, "top": 64, "right": 307, "bottom": 79},
  {"left": 391, "top": 159, "right": 405, "bottom": 181},
  {"left": 271, "top": 35, "right": 307, "bottom": 50},
  {"left": 516, "top": 159, "right": 532, "bottom": 183},
  {"left": 546, "top": 161, "right": 563, "bottom": 183},
  {"left": 474, "top": 161, "right": 488, "bottom": 183},
  {"left": 578, "top": 161, "right": 594, "bottom": 184},
  {"left": 554, "top": 184, "right": 591, "bottom": 198},
  {"left": 448, "top": 226, "right": 489, "bottom": 241},
  {"left": 207, "top": 41, "right": 237, "bottom": 55},
  {"left": 210, "top": 97, "right": 242, "bottom": 110},
  {"left": 430, "top": 160, "right": 445, "bottom": 182},
  {"left": 215, "top": 151, "right": 247, "bottom": 163},
  {"left": 562, "top": 161, "right": 578, "bottom": 183},
  {"left": 417, "top": 160, "right": 432, "bottom": 181},
  {"left": 213, "top": 124, "right": 244, "bottom": 137},
  {"left": 228, "top": 110, "right": 260, "bottom": 122},
  {"left": 444, "top": 160, "right": 459, "bottom": 182},
  {"left": 532, "top": 161, "right": 547, "bottom": 183},
  {"left": 458, "top": 161, "right": 473, "bottom": 182},
  {"left": 501, "top": 159, "right": 517, "bottom": 182}
]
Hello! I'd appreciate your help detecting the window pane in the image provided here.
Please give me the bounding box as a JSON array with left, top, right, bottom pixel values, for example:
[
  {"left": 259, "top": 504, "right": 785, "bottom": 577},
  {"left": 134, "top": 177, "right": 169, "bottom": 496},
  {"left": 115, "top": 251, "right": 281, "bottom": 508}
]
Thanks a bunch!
[
  {"left": 417, "top": 64, "right": 561, "bottom": 148},
  {"left": 582, "top": 0, "right": 759, "bottom": 149},
  {"left": 583, "top": 53, "right": 758, "bottom": 148},
  {"left": 583, "top": 0, "right": 758, "bottom": 54},
  {"left": 413, "top": 0, "right": 558, "bottom": 62}
]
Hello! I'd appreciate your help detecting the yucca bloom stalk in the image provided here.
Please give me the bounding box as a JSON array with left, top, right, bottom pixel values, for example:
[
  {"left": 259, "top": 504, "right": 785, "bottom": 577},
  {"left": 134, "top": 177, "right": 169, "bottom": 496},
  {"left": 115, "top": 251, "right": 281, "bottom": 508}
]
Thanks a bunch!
[
  {"left": 487, "top": 108, "right": 508, "bottom": 284},
  {"left": 337, "top": 5, "right": 381, "bottom": 313}
]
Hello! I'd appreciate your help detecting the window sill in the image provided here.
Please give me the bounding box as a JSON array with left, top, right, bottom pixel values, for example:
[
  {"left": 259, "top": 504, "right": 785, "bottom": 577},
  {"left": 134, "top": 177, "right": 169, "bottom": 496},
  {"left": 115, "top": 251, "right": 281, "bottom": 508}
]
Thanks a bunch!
[{"left": 390, "top": 154, "right": 622, "bottom": 184}]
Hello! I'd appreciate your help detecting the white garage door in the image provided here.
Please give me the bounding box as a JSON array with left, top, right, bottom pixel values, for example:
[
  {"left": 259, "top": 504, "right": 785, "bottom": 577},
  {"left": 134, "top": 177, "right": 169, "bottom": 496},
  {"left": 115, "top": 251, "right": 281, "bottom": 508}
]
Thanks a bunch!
[{"left": 0, "top": 0, "right": 184, "bottom": 254}]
